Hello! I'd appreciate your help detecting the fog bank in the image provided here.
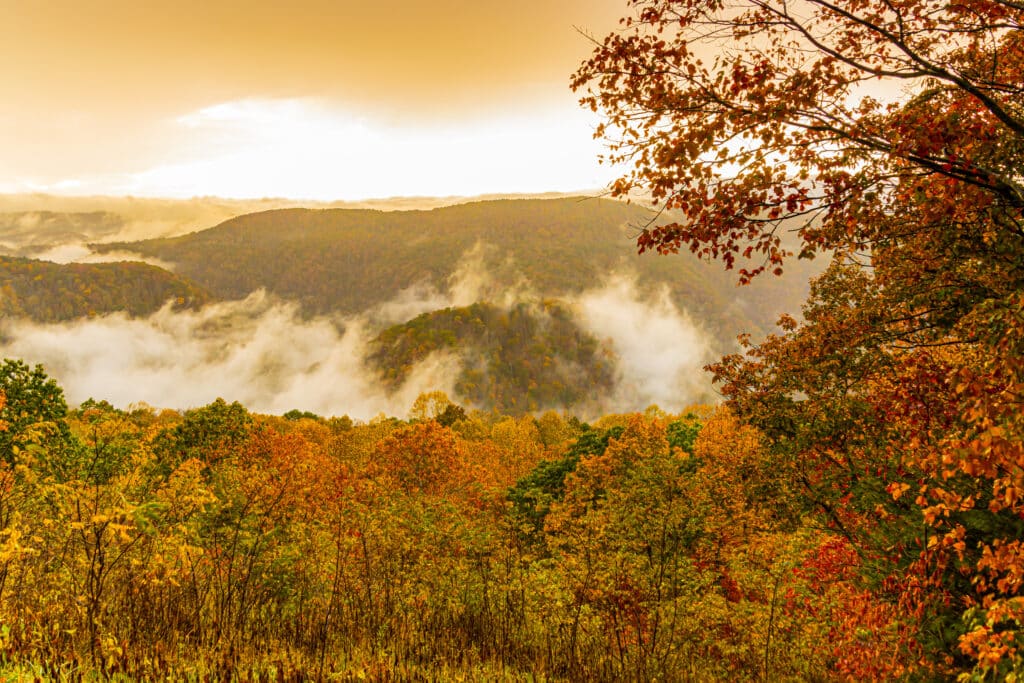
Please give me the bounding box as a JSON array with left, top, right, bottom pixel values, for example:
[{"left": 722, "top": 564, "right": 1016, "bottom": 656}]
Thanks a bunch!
[
  {"left": 572, "top": 275, "right": 715, "bottom": 412},
  {"left": 0, "top": 252, "right": 718, "bottom": 417},
  {"left": 0, "top": 292, "right": 458, "bottom": 420}
]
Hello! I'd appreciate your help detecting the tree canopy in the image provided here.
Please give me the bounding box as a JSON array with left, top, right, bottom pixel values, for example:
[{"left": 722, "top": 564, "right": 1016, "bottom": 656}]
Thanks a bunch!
[
  {"left": 0, "top": 359, "right": 74, "bottom": 469},
  {"left": 573, "top": 0, "right": 1024, "bottom": 280},
  {"left": 576, "top": 0, "right": 1024, "bottom": 677}
]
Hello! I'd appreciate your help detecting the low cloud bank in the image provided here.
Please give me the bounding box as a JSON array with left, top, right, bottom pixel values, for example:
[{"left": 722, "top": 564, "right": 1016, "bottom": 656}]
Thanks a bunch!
[
  {"left": 572, "top": 274, "right": 715, "bottom": 413},
  {"left": 368, "top": 242, "right": 536, "bottom": 327},
  {"left": 0, "top": 292, "right": 458, "bottom": 420},
  {"left": 28, "top": 243, "right": 178, "bottom": 270},
  {"left": 0, "top": 248, "right": 717, "bottom": 417}
]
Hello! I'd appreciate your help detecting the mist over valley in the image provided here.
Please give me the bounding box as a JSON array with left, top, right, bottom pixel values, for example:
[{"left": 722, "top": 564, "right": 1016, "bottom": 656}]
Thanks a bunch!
[{"left": 0, "top": 194, "right": 818, "bottom": 418}]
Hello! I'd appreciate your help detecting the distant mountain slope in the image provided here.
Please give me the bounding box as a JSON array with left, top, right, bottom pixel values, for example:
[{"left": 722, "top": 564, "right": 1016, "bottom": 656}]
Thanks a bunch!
[
  {"left": 95, "top": 197, "right": 819, "bottom": 345},
  {"left": 0, "top": 211, "right": 125, "bottom": 256},
  {"left": 368, "top": 301, "right": 615, "bottom": 413},
  {"left": 0, "top": 256, "right": 211, "bottom": 322}
]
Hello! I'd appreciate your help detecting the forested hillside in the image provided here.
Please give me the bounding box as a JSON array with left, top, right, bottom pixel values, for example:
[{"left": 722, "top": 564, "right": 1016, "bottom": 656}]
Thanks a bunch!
[
  {"left": 0, "top": 256, "right": 211, "bottom": 322},
  {"left": 95, "top": 198, "right": 818, "bottom": 344},
  {"left": 0, "top": 360, "right": 918, "bottom": 680},
  {"left": 0, "top": 195, "right": 353, "bottom": 255},
  {"left": 368, "top": 301, "right": 616, "bottom": 412},
  {"left": 0, "top": 197, "right": 802, "bottom": 416},
  {"left": 1, "top": 0, "right": 1021, "bottom": 675}
]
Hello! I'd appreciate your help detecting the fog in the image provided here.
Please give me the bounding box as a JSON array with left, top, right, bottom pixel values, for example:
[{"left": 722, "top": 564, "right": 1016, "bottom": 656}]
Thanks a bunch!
[
  {"left": 573, "top": 275, "right": 716, "bottom": 411},
  {"left": 0, "top": 237, "right": 717, "bottom": 418},
  {"left": 29, "top": 244, "right": 178, "bottom": 271},
  {"left": 0, "top": 292, "right": 460, "bottom": 420},
  {"left": 0, "top": 216, "right": 716, "bottom": 419}
]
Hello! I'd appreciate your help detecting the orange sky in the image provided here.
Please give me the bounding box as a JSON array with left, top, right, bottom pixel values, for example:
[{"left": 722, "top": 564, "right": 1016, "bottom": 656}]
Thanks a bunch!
[{"left": 0, "top": 0, "right": 627, "bottom": 199}]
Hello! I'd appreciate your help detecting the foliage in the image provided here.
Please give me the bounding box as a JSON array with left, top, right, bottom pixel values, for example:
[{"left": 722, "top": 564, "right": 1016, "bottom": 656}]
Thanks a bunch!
[
  {"left": 576, "top": 0, "right": 1024, "bottom": 677},
  {"left": 508, "top": 424, "right": 627, "bottom": 545},
  {"left": 8, "top": 0, "right": 1022, "bottom": 673},
  {"left": 151, "top": 398, "right": 253, "bottom": 473},
  {"left": 283, "top": 408, "right": 322, "bottom": 421},
  {"left": 407, "top": 390, "right": 459, "bottom": 424},
  {"left": 371, "top": 301, "right": 616, "bottom": 412},
  {"left": 0, "top": 359, "right": 885, "bottom": 679},
  {"left": 0, "top": 359, "right": 77, "bottom": 477},
  {"left": 573, "top": 0, "right": 1024, "bottom": 281},
  {"left": 0, "top": 255, "right": 210, "bottom": 322}
]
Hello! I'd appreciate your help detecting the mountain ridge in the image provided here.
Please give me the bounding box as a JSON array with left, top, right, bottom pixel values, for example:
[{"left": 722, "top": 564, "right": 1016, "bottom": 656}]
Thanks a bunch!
[
  {"left": 92, "top": 196, "right": 818, "bottom": 346},
  {"left": 0, "top": 255, "right": 211, "bottom": 322}
]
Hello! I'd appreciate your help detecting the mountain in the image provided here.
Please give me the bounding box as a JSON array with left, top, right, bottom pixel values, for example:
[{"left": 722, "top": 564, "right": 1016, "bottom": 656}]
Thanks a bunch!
[
  {"left": 0, "top": 196, "right": 823, "bottom": 414},
  {"left": 0, "top": 256, "right": 211, "bottom": 322},
  {"left": 94, "top": 197, "right": 819, "bottom": 345},
  {"left": 368, "top": 301, "right": 615, "bottom": 413},
  {"left": 0, "top": 211, "right": 126, "bottom": 257}
]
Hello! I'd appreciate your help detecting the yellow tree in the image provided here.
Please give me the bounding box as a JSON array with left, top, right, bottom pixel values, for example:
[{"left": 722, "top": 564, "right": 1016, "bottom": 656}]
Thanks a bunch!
[{"left": 543, "top": 416, "right": 715, "bottom": 678}]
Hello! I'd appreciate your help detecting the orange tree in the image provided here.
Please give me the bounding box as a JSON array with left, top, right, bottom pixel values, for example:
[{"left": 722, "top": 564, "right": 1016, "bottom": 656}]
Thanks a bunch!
[{"left": 574, "top": 0, "right": 1024, "bottom": 677}]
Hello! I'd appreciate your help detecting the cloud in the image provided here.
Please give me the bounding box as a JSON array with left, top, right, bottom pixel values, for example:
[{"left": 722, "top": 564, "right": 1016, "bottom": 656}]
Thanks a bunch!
[
  {"left": 0, "top": 291, "right": 458, "bottom": 420},
  {"left": 1, "top": 1, "right": 630, "bottom": 200},
  {"left": 0, "top": 247, "right": 718, "bottom": 419},
  {"left": 366, "top": 241, "right": 536, "bottom": 327},
  {"left": 26, "top": 244, "right": 177, "bottom": 270},
  {"left": 1, "top": 1, "right": 626, "bottom": 120},
  {"left": 113, "top": 98, "right": 617, "bottom": 201},
  {"left": 572, "top": 274, "right": 716, "bottom": 413}
]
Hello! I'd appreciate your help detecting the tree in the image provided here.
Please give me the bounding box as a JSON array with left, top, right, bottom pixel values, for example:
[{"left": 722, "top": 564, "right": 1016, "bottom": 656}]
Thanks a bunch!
[
  {"left": 0, "top": 359, "right": 77, "bottom": 476},
  {"left": 372, "top": 422, "right": 465, "bottom": 496},
  {"left": 575, "top": 0, "right": 1024, "bottom": 676},
  {"left": 573, "top": 0, "right": 1024, "bottom": 280},
  {"left": 152, "top": 398, "right": 253, "bottom": 474},
  {"left": 408, "top": 391, "right": 467, "bottom": 427},
  {"left": 508, "top": 424, "right": 625, "bottom": 546},
  {"left": 408, "top": 391, "right": 454, "bottom": 423}
]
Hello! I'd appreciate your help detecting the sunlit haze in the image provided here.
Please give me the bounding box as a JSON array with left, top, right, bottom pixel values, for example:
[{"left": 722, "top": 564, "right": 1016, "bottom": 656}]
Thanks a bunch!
[{"left": 0, "top": 0, "right": 626, "bottom": 200}]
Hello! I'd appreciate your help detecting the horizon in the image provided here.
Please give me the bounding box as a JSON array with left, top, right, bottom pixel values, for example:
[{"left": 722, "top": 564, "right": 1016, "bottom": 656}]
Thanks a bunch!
[{"left": 0, "top": 188, "right": 611, "bottom": 208}]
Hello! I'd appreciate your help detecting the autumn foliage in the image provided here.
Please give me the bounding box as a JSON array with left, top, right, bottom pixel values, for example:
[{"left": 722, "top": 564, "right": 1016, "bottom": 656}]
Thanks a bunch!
[
  {"left": 0, "top": 361, "right": 935, "bottom": 680},
  {"left": 0, "top": 0, "right": 1020, "bottom": 678},
  {"left": 574, "top": 0, "right": 1024, "bottom": 678}
]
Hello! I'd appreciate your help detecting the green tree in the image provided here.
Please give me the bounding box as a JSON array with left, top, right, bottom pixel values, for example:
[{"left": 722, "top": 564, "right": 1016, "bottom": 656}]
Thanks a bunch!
[
  {"left": 0, "top": 359, "right": 77, "bottom": 476},
  {"left": 508, "top": 424, "right": 625, "bottom": 546},
  {"left": 152, "top": 398, "right": 253, "bottom": 475}
]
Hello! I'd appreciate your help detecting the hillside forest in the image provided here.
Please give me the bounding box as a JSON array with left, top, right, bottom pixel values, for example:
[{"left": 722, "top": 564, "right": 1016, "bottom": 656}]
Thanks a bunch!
[{"left": 0, "top": 360, "right": 925, "bottom": 681}]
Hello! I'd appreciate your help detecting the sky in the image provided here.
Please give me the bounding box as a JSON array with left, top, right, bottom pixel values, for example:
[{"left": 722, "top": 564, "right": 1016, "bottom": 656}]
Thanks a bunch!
[{"left": 0, "top": 0, "right": 628, "bottom": 200}]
